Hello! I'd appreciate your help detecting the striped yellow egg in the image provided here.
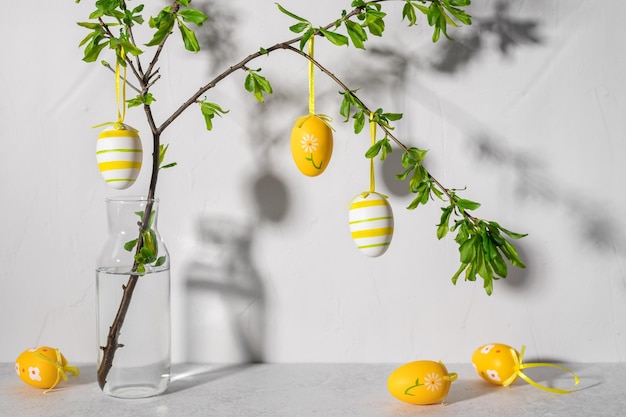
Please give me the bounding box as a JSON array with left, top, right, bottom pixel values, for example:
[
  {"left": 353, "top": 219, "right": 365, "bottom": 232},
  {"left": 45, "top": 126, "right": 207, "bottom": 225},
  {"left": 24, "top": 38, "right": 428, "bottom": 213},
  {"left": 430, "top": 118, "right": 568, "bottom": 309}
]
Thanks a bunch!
[
  {"left": 348, "top": 192, "right": 394, "bottom": 257},
  {"left": 96, "top": 124, "right": 142, "bottom": 189},
  {"left": 290, "top": 115, "right": 333, "bottom": 177}
]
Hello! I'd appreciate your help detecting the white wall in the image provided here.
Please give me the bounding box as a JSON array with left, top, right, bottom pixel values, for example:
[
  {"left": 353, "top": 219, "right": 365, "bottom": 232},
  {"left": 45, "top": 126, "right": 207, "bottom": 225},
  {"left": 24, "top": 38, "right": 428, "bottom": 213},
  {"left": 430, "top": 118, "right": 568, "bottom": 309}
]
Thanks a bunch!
[{"left": 1, "top": 0, "right": 625, "bottom": 365}]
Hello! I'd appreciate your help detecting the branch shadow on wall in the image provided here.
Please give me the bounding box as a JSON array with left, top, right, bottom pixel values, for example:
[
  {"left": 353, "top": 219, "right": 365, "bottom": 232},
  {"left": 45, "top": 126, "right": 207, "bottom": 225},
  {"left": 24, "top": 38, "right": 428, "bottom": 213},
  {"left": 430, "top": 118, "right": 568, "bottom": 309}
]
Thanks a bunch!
[
  {"left": 358, "top": 0, "right": 626, "bottom": 290},
  {"left": 341, "top": 1, "right": 548, "bottom": 292}
]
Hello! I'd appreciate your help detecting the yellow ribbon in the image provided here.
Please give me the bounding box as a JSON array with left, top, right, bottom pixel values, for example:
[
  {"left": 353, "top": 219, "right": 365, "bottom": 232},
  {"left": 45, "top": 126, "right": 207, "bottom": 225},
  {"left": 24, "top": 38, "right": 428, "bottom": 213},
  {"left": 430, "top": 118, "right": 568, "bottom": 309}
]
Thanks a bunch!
[
  {"left": 92, "top": 48, "right": 130, "bottom": 131},
  {"left": 308, "top": 36, "right": 315, "bottom": 116},
  {"left": 369, "top": 112, "right": 376, "bottom": 194},
  {"left": 502, "top": 345, "right": 579, "bottom": 394},
  {"left": 33, "top": 349, "right": 80, "bottom": 394},
  {"left": 115, "top": 48, "right": 127, "bottom": 125}
]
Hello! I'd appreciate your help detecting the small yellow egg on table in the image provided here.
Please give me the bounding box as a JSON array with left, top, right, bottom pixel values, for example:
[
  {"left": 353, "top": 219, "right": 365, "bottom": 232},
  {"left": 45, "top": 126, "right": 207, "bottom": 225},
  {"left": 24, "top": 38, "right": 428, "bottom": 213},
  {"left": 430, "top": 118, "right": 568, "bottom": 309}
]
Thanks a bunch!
[
  {"left": 387, "top": 360, "right": 457, "bottom": 405},
  {"left": 15, "top": 346, "right": 79, "bottom": 391}
]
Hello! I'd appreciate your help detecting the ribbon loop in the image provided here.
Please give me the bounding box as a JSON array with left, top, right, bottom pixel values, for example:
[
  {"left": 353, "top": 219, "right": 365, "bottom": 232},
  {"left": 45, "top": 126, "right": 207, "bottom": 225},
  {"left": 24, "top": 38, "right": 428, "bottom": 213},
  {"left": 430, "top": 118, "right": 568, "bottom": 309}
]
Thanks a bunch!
[{"left": 503, "top": 345, "right": 579, "bottom": 394}]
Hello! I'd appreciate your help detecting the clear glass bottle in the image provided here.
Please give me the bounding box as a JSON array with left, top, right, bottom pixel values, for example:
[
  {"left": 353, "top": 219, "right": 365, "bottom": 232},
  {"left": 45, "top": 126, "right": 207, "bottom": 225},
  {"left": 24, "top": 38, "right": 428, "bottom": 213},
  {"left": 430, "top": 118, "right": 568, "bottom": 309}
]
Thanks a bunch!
[{"left": 96, "top": 197, "right": 171, "bottom": 398}]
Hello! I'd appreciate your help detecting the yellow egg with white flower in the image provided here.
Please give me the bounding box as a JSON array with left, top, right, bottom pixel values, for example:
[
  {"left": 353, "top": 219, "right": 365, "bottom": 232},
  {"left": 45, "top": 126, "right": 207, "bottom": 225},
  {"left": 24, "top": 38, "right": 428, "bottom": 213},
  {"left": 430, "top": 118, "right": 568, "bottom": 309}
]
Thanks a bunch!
[
  {"left": 471, "top": 343, "right": 520, "bottom": 386},
  {"left": 96, "top": 123, "right": 142, "bottom": 189},
  {"left": 290, "top": 115, "right": 333, "bottom": 176},
  {"left": 388, "top": 360, "right": 457, "bottom": 405},
  {"left": 15, "top": 346, "right": 79, "bottom": 389}
]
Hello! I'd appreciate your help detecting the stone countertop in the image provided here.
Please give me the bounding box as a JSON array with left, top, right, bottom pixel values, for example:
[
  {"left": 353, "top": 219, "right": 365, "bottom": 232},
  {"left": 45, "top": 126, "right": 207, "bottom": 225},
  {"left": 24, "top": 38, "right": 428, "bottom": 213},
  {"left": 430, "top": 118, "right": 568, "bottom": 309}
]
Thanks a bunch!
[{"left": 0, "top": 363, "right": 622, "bottom": 417}]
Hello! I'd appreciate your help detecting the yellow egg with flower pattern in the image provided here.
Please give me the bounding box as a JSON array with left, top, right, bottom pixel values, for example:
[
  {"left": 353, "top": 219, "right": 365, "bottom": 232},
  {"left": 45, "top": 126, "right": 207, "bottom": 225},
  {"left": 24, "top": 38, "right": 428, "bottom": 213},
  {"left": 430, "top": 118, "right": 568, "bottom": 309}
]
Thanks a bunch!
[
  {"left": 471, "top": 343, "right": 520, "bottom": 386},
  {"left": 387, "top": 360, "right": 457, "bottom": 405},
  {"left": 290, "top": 115, "right": 333, "bottom": 176},
  {"left": 15, "top": 346, "right": 79, "bottom": 389}
]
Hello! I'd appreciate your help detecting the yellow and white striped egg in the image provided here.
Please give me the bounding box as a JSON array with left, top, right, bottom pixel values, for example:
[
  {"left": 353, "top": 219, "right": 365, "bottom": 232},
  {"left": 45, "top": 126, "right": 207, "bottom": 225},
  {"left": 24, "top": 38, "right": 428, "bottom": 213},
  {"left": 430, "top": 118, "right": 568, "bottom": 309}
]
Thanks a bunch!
[
  {"left": 348, "top": 192, "right": 394, "bottom": 257},
  {"left": 96, "top": 124, "right": 142, "bottom": 189}
]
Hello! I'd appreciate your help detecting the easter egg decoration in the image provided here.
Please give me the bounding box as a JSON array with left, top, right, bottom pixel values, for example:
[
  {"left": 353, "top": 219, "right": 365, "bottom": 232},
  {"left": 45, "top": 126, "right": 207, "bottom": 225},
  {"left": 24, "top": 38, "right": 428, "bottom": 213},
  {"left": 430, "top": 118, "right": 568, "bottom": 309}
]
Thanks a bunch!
[
  {"left": 290, "top": 114, "right": 333, "bottom": 176},
  {"left": 94, "top": 51, "right": 142, "bottom": 189},
  {"left": 96, "top": 123, "right": 142, "bottom": 189},
  {"left": 471, "top": 343, "right": 580, "bottom": 394},
  {"left": 15, "top": 346, "right": 79, "bottom": 391},
  {"left": 348, "top": 192, "right": 394, "bottom": 257},
  {"left": 348, "top": 113, "right": 394, "bottom": 257},
  {"left": 387, "top": 360, "right": 457, "bottom": 405},
  {"left": 290, "top": 35, "right": 334, "bottom": 177},
  {"left": 96, "top": 123, "right": 143, "bottom": 190}
]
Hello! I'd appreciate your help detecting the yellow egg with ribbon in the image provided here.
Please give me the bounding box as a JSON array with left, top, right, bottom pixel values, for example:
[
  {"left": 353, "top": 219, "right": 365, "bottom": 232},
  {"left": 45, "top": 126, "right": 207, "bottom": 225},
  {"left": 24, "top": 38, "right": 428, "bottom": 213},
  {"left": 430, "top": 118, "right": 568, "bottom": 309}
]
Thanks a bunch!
[
  {"left": 348, "top": 192, "right": 394, "bottom": 257},
  {"left": 96, "top": 123, "right": 142, "bottom": 189},
  {"left": 290, "top": 115, "right": 333, "bottom": 177},
  {"left": 472, "top": 343, "right": 580, "bottom": 394},
  {"left": 388, "top": 360, "right": 457, "bottom": 405},
  {"left": 15, "top": 346, "right": 79, "bottom": 390},
  {"left": 472, "top": 343, "right": 519, "bottom": 386}
]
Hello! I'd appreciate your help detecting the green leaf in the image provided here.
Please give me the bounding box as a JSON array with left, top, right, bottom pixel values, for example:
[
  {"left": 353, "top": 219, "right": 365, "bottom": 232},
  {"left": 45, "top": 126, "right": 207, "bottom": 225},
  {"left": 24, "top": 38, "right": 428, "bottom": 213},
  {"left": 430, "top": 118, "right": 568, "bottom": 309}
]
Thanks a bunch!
[
  {"left": 77, "top": 21, "right": 102, "bottom": 30},
  {"left": 127, "top": 93, "right": 156, "bottom": 108},
  {"left": 345, "top": 20, "right": 367, "bottom": 49},
  {"left": 124, "top": 238, "right": 138, "bottom": 252},
  {"left": 459, "top": 236, "right": 476, "bottom": 263},
  {"left": 490, "top": 250, "right": 508, "bottom": 278},
  {"left": 451, "top": 262, "right": 468, "bottom": 285},
  {"left": 290, "top": 22, "right": 310, "bottom": 34},
  {"left": 178, "top": 21, "right": 200, "bottom": 52},
  {"left": 365, "top": 141, "right": 383, "bottom": 159},
  {"left": 145, "top": 18, "right": 175, "bottom": 47},
  {"left": 154, "top": 256, "right": 167, "bottom": 267},
  {"left": 402, "top": 2, "right": 417, "bottom": 26},
  {"left": 437, "top": 206, "right": 453, "bottom": 240},
  {"left": 200, "top": 100, "right": 229, "bottom": 130},
  {"left": 244, "top": 70, "right": 273, "bottom": 102},
  {"left": 178, "top": 8, "right": 208, "bottom": 26},
  {"left": 456, "top": 198, "right": 481, "bottom": 211},
  {"left": 300, "top": 28, "right": 315, "bottom": 51},
  {"left": 275, "top": 3, "right": 309, "bottom": 23},
  {"left": 319, "top": 28, "right": 349, "bottom": 47},
  {"left": 501, "top": 240, "right": 526, "bottom": 268},
  {"left": 83, "top": 38, "right": 109, "bottom": 63},
  {"left": 353, "top": 110, "right": 366, "bottom": 133},
  {"left": 489, "top": 221, "right": 528, "bottom": 240}
]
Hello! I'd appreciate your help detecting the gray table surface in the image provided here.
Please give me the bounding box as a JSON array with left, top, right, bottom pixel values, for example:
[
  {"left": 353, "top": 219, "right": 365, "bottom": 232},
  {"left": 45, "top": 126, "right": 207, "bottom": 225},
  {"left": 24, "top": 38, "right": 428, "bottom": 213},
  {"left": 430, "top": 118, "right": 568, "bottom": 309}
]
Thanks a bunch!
[{"left": 0, "top": 363, "right": 623, "bottom": 417}]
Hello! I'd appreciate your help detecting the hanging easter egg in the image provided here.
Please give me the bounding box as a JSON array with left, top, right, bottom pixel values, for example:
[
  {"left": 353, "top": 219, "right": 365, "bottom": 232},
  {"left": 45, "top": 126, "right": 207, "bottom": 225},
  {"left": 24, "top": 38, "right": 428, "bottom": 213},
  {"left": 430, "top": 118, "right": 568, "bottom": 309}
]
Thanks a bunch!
[
  {"left": 290, "top": 115, "right": 333, "bottom": 177},
  {"left": 388, "top": 360, "right": 457, "bottom": 405},
  {"left": 471, "top": 343, "right": 520, "bottom": 386},
  {"left": 96, "top": 123, "right": 142, "bottom": 189},
  {"left": 15, "top": 346, "right": 79, "bottom": 389},
  {"left": 348, "top": 192, "right": 394, "bottom": 257}
]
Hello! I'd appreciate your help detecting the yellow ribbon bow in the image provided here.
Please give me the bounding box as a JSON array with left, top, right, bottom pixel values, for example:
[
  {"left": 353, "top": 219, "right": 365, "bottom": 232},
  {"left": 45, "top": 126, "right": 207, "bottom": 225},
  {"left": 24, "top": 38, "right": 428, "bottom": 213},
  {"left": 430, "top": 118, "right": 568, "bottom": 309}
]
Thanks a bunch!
[
  {"left": 33, "top": 348, "right": 80, "bottom": 393},
  {"left": 502, "top": 345, "right": 580, "bottom": 394}
]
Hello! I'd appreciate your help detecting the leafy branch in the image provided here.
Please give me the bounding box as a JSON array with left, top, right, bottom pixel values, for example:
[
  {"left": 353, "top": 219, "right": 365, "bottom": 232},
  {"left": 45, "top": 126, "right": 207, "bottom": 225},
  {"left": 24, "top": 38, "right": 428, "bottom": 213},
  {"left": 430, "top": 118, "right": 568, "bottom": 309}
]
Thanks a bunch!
[{"left": 75, "top": 0, "right": 520, "bottom": 389}]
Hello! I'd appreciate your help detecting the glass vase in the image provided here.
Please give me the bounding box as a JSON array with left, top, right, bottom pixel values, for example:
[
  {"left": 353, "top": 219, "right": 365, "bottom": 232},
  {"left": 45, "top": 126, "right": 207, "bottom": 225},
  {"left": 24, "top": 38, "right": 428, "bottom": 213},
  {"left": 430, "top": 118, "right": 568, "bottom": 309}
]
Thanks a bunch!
[{"left": 96, "top": 197, "right": 171, "bottom": 398}]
